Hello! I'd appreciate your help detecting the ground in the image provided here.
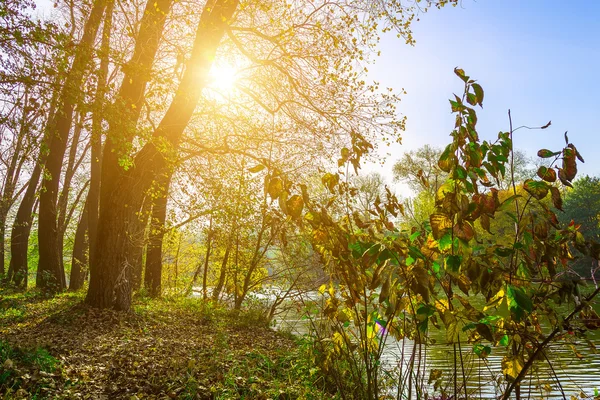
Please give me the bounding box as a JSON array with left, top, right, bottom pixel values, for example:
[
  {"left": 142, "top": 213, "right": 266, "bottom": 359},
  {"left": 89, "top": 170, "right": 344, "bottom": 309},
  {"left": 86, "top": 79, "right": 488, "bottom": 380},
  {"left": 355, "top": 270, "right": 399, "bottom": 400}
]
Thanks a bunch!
[{"left": 0, "top": 289, "right": 329, "bottom": 399}]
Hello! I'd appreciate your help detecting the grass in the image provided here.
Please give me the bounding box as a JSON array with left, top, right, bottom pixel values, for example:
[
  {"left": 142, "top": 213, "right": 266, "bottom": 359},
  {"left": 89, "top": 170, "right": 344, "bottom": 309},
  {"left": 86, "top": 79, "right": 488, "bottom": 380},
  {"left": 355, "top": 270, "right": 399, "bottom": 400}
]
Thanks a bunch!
[{"left": 0, "top": 287, "right": 333, "bottom": 399}]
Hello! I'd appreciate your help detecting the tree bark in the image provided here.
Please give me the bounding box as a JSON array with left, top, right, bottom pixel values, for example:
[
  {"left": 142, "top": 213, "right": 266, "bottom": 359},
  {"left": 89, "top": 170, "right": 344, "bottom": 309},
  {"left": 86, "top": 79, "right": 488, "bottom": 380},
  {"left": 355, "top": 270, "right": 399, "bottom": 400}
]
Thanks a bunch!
[
  {"left": 131, "top": 196, "right": 151, "bottom": 291},
  {"left": 37, "top": 0, "right": 106, "bottom": 291},
  {"left": 7, "top": 162, "right": 42, "bottom": 288},
  {"left": 69, "top": 197, "right": 89, "bottom": 290},
  {"left": 53, "top": 113, "right": 86, "bottom": 279},
  {"left": 88, "top": 0, "right": 239, "bottom": 310},
  {"left": 89, "top": 0, "right": 113, "bottom": 268},
  {"left": 144, "top": 174, "right": 171, "bottom": 297},
  {"left": 86, "top": 0, "right": 173, "bottom": 309}
]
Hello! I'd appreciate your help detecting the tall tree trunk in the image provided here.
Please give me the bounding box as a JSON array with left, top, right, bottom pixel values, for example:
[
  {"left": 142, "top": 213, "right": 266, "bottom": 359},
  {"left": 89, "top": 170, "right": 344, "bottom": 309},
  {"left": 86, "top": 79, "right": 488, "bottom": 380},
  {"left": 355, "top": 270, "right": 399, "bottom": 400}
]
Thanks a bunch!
[
  {"left": 89, "top": 0, "right": 113, "bottom": 266},
  {"left": 144, "top": 174, "right": 171, "bottom": 297},
  {"left": 1, "top": 88, "right": 32, "bottom": 276},
  {"left": 69, "top": 197, "right": 89, "bottom": 290},
  {"left": 6, "top": 74, "right": 62, "bottom": 288},
  {"left": 86, "top": 0, "right": 173, "bottom": 309},
  {"left": 7, "top": 162, "right": 42, "bottom": 289},
  {"left": 54, "top": 113, "right": 86, "bottom": 279},
  {"left": 88, "top": 0, "right": 239, "bottom": 310},
  {"left": 37, "top": 0, "right": 106, "bottom": 291}
]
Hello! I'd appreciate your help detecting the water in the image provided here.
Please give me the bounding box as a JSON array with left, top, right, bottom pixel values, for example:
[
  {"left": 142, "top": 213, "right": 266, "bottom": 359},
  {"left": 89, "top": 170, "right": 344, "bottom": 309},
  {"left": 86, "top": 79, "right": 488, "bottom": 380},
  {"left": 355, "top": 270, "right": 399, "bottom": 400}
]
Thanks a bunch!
[{"left": 272, "top": 291, "right": 600, "bottom": 399}]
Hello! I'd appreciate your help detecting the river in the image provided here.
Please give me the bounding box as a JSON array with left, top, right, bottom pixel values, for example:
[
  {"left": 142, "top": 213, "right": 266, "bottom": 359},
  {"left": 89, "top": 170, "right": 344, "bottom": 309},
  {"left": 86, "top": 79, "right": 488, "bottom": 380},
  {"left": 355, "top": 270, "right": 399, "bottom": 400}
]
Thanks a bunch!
[{"left": 268, "top": 291, "right": 600, "bottom": 399}]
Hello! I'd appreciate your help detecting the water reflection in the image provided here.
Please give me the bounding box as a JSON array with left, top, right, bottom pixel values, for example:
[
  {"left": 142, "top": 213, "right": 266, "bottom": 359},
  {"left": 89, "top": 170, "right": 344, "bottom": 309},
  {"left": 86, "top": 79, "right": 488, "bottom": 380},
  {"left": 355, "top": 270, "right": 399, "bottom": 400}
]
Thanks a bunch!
[{"left": 274, "top": 294, "right": 600, "bottom": 399}]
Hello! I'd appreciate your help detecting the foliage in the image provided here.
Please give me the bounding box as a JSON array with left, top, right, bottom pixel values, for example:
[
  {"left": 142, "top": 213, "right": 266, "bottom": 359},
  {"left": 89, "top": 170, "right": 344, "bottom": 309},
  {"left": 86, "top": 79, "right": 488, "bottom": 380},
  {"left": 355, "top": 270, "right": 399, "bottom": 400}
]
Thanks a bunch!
[
  {"left": 297, "top": 70, "right": 600, "bottom": 399},
  {"left": 558, "top": 175, "right": 600, "bottom": 277}
]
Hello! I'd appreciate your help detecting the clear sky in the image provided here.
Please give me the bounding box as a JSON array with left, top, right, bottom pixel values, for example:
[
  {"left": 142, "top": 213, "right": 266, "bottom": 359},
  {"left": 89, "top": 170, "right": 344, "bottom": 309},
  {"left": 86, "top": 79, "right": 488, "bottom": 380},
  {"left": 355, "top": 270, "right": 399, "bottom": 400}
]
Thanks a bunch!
[{"left": 367, "top": 0, "right": 600, "bottom": 184}]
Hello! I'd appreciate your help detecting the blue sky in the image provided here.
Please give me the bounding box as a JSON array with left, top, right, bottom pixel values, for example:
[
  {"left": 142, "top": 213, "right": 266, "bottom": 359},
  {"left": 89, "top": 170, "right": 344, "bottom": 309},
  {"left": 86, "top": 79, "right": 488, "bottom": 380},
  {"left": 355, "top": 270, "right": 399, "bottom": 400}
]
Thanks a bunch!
[{"left": 367, "top": 0, "right": 600, "bottom": 183}]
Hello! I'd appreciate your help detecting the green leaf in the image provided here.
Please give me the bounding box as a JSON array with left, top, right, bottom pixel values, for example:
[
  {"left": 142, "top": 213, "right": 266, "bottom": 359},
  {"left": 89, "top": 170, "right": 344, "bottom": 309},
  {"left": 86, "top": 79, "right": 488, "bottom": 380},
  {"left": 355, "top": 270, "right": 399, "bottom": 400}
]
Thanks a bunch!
[
  {"left": 507, "top": 285, "right": 532, "bottom": 321},
  {"left": 523, "top": 179, "right": 549, "bottom": 200},
  {"left": 472, "top": 83, "right": 484, "bottom": 106},
  {"left": 438, "top": 144, "right": 455, "bottom": 173},
  {"left": 499, "top": 334, "right": 509, "bottom": 347},
  {"left": 466, "top": 92, "right": 477, "bottom": 106},
  {"left": 537, "top": 149, "right": 560, "bottom": 158},
  {"left": 438, "top": 232, "right": 453, "bottom": 251},
  {"left": 454, "top": 67, "right": 469, "bottom": 82},
  {"left": 473, "top": 344, "right": 491, "bottom": 359},
  {"left": 445, "top": 255, "right": 461, "bottom": 273},
  {"left": 449, "top": 99, "right": 465, "bottom": 112}
]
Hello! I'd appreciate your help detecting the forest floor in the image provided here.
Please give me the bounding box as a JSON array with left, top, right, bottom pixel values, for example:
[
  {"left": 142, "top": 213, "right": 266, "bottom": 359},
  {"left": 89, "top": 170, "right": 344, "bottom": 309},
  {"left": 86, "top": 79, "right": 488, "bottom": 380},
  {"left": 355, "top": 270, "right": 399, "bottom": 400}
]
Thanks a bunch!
[{"left": 0, "top": 289, "right": 330, "bottom": 399}]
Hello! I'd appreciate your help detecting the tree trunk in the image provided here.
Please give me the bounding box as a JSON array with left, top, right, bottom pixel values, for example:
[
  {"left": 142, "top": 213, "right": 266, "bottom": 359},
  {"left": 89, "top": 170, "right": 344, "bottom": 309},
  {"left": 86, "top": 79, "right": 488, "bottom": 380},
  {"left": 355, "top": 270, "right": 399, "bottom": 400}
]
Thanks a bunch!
[
  {"left": 131, "top": 196, "right": 151, "bottom": 291},
  {"left": 37, "top": 0, "right": 106, "bottom": 291},
  {"left": 55, "top": 113, "right": 87, "bottom": 279},
  {"left": 89, "top": 0, "right": 113, "bottom": 268},
  {"left": 88, "top": 0, "right": 239, "bottom": 310},
  {"left": 144, "top": 174, "right": 171, "bottom": 297},
  {"left": 86, "top": 0, "right": 173, "bottom": 309},
  {"left": 212, "top": 234, "right": 233, "bottom": 301},
  {"left": 201, "top": 215, "right": 214, "bottom": 300},
  {"left": 187, "top": 221, "right": 213, "bottom": 296},
  {"left": 1, "top": 88, "right": 32, "bottom": 276},
  {"left": 69, "top": 198, "right": 89, "bottom": 290},
  {"left": 7, "top": 163, "right": 42, "bottom": 288},
  {"left": 0, "top": 211, "right": 6, "bottom": 277}
]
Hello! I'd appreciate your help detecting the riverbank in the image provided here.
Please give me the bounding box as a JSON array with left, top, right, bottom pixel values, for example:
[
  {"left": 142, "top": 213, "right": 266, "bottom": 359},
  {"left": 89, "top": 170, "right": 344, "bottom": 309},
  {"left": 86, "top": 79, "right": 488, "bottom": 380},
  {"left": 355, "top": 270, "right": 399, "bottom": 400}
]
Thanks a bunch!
[{"left": 0, "top": 289, "right": 330, "bottom": 399}]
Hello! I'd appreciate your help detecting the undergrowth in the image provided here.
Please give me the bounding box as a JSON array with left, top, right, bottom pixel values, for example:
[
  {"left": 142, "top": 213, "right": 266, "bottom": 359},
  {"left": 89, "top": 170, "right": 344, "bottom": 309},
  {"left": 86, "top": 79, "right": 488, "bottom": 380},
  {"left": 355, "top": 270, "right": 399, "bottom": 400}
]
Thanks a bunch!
[{"left": 0, "top": 288, "right": 331, "bottom": 399}]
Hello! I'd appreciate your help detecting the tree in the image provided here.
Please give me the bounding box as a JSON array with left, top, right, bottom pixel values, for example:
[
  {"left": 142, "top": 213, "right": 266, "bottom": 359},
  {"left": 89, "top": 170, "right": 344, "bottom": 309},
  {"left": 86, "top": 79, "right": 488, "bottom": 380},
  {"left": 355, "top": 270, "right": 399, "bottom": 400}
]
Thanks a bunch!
[
  {"left": 351, "top": 172, "right": 387, "bottom": 219},
  {"left": 393, "top": 144, "right": 446, "bottom": 196},
  {"left": 2, "top": 0, "right": 66, "bottom": 287},
  {"left": 85, "top": 0, "right": 459, "bottom": 310},
  {"left": 36, "top": 0, "right": 106, "bottom": 291},
  {"left": 559, "top": 175, "right": 600, "bottom": 277}
]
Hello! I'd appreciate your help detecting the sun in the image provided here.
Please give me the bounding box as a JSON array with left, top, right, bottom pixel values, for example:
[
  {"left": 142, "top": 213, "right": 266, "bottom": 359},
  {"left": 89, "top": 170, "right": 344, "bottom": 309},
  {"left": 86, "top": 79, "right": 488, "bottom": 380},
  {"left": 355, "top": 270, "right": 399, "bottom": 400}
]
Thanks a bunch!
[{"left": 208, "top": 62, "right": 238, "bottom": 93}]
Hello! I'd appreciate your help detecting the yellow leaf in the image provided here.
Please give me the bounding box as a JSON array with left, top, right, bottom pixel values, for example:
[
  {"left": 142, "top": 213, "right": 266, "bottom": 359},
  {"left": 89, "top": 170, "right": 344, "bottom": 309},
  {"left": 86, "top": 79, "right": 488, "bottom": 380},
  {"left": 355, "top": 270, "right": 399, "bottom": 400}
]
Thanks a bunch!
[
  {"left": 318, "top": 284, "right": 326, "bottom": 295},
  {"left": 501, "top": 355, "right": 524, "bottom": 379}
]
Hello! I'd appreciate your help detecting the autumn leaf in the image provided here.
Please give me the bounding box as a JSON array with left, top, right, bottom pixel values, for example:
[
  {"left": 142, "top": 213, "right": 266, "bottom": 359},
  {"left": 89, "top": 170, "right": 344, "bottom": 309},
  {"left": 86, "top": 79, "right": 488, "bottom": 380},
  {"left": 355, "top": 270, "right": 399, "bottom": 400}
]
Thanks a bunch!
[
  {"left": 430, "top": 213, "right": 453, "bottom": 239},
  {"left": 537, "top": 149, "right": 559, "bottom": 158},
  {"left": 562, "top": 147, "right": 578, "bottom": 181},
  {"left": 523, "top": 179, "right": 549, "bottom": 200},
  {"left": 536, "top": 166, "right": 556, "bottom": 182},
  {"left": 502, "top": 355, "right": 524, "bottom": 379},
  {"left": 267, "top": 177, "right": 284, "bottom": 199},
  {"left": 550, "top": 186, "right": 563, "bottom": 210}
]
